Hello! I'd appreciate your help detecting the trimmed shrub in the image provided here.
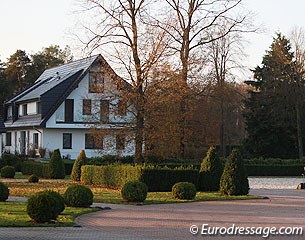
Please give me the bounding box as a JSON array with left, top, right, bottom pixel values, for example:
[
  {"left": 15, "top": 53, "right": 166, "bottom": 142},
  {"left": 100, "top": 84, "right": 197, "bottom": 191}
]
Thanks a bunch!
[
  {"left": 121, "top": 181, "right": 148, "bottom": 202},
  {"left": 220, "top": 149, "right": 249, "bottom": 196},
  {"left": 1, "top": 154, "right": 23, "bottom": 171},
  {"left": 28, "top": 174, "right": 39, "bottom": 183},
  {"left": 140, "top": 168, "right": 199, "bottom": 192},
  {"left": 245, "top": 165, "right": 305, "bottom": 176},
  {"left": 81, "top": 165, "right": 142, "bottom": 188},
  {"left": 48, "top": 149, "right": 65, "bottom": 179},
  {"left": 1, "top": 166, "right": 15, "bottom": 178},
  {"left": 199, "top": 146, "right": 223, "bottom": 191},
  {"left": 41, "top": 190, "right": 65, "bottom": 214},
  {"left": 81, "top": 164, "right": 199, "bottom": 192},
  {"left": 172, "top": 182, "right": 197, "bottom": 200},
  {"left": 71, "top": 150, "right": 87, "bottom": 181},
  {"left": 0, "top": 182, "right": 9, "bottom": 201},
  {"left": 27, "top": 191, "right": 60, "bottom": 223},
  {"left": 21, "top": 161, "right": 49, "bottom": 178},
  {"left": 64, "top": 185, "right": 93, "bottom": 207}
]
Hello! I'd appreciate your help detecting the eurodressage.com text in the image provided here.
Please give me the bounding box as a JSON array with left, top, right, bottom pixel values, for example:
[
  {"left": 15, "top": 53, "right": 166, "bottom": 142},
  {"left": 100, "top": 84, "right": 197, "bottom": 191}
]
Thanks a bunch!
[{"left": 189, "top": 224, "right": 303, "bottom": 238}]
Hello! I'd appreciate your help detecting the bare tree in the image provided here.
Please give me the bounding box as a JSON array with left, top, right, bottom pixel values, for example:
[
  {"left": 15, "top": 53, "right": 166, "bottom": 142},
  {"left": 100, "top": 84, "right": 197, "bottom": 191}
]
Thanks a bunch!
[
  {"left": 79, "top": 0, "right": 170, "bottom": 162},
  {"left": 205, "top": 23, "right": 247, "bottom": 156},
  {"left": 154, "top": 0, "right": 253, "bottom": 158}
]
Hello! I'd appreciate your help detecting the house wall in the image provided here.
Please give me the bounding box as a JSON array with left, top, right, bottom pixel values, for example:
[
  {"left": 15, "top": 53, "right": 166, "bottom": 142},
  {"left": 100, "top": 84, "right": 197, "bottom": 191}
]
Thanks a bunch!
[
  {"left": 3, "top": 129, "right": 43, "bottom": 155},
  {"left": 42, "top": 128, "right": 135, "bottom": 159},
  {"left": 46, "top": 69, "right": 134, "bottom": 129}
]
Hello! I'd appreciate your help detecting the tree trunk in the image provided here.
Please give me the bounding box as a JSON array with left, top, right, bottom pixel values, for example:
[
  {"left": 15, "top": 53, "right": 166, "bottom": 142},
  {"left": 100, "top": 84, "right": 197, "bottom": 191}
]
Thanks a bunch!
[
  {"left": 296, "top": 100, "right": 303, "bottom": 160},
  {"left": 220, "top": 95, "right": 226, "bottom": 157}
]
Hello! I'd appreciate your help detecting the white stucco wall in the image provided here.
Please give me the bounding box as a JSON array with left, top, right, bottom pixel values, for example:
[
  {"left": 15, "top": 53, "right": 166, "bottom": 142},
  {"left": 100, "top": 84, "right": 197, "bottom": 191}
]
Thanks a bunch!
[
  {"left": 46, "top": 69, "right": 134, "bottom": 129},
  {"left": 3, "top": 129, "right": 43, "bottom": 155},
  {"left": 42, "top": 128, "right": 135, "bottom": 159}
]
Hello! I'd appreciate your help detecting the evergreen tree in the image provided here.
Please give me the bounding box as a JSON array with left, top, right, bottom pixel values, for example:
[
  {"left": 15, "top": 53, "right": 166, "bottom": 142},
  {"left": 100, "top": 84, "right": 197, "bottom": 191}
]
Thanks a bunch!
[
  {"left": 199, "top": 146, "right": 223, "bottom": 191},
  {"left": 220, "top": 149, "right": 249, "bottom": 195},
  {"left": 48, "top": 149, "right": 65, "bottom": 179},
  {"left": 4, "top": 50, "right": 31, "bottom": 93},
  {"left": 71, "top": 150, "right": 87, "bottom": 182},
  {"left": 27, "top": 45, "right": 73, "bottom": 84},
  {"left": 244, "top": 33, "right": 303, "bottom": 158}
]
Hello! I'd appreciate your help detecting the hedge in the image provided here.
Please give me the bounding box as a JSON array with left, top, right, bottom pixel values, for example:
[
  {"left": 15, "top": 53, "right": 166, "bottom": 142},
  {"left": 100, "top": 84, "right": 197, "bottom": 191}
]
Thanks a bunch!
[
  {"left": 81, "top": 165, "right": 199, "bottom": 191},
  {"left": 245, "top": 165, "right": 305, "bottom": 176},
  {"left": 21, "top": 161, "right": 72, "bottom": 177},
  {"left": 81, "top": 165, "right": 142, "bottom": 188},
  {"left": 21, "top": 162, "right": 49, "bottom": 178}
]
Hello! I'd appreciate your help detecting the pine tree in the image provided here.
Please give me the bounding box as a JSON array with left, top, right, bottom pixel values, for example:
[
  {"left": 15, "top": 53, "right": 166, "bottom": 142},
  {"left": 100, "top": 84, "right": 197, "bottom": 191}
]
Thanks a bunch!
[
  {"left": 244, "top": 33, "right": 303, "bottom": 158},
  {"left": 71, "top": 150, "right": 87, "bottom": 181},
  {"left": 199, "top": 146, "right": 223, "bottom": 191},
  {"left": 220, "top": 149, "right": 249, "bottom": 195},
  {"left": 48, "top": 149, "right": 65, "bottom": 179}
]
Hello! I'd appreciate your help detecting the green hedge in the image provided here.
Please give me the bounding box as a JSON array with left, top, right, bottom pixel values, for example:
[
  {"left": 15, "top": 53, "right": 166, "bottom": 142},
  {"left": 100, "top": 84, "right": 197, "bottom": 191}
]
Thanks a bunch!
[
  {"left": 21, "top": 161, "right": 72, "bottom": 177},
  {"left": 81, "top": 165, "right": 142, "bottom": 188},
  {"left": 81, "top": 165, "right": 199, "bottom": 191},
  {"left": 21, "top": 162, "right": 49, "bottom": 178},
  {"left": 141, "top": 168, "right": 199, "bottom": 191},
  {"left": 245, "top": 165, "right": 305, "bottom": 176}
]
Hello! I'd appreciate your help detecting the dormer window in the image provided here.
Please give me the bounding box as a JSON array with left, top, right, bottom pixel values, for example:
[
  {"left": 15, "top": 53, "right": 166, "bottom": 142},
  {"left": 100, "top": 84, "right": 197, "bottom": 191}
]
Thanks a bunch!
[
  {"left": 22, "top": 104, "right": 27, "bottom": 116},
  {"left": 89, "top": 71, "right": 104, "bottom": 93}
]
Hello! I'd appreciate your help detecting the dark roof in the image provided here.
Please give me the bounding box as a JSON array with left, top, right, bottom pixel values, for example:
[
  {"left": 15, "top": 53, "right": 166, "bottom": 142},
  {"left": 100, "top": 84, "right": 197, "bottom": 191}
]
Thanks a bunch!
[
  {"left": 7, "top": 55, "right": 98, "bottom": 104},
  {"left": 0, "top": 117, "right": 5, "bottom": 133}
]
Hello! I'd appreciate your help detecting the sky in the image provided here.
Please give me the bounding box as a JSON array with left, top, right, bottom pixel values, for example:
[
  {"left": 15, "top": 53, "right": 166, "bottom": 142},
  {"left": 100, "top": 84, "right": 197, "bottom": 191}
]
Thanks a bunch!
[{"left": 1, "top": 0, "right": 305, "bottom": 80}]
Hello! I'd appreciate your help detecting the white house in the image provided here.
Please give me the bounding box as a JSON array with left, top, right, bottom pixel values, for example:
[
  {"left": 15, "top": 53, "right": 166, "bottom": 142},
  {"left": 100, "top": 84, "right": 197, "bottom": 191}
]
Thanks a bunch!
[
  {"left": 0, "top": 117, "right": 5, "bottom": 158},
  {"left": 2, "top": 55, "right": 135, "bottom": 159}
]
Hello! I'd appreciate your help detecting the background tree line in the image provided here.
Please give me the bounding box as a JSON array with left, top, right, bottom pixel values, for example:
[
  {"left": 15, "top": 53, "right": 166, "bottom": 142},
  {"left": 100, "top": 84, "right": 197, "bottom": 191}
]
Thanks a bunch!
[{"left": 0, "top": 45, "right": 72, "bottom": 112}]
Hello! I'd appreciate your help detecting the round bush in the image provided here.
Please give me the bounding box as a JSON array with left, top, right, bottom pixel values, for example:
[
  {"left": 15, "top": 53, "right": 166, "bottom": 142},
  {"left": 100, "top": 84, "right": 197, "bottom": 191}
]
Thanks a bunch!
[
  {"left": 0, "top": 182, "right": 9, "bottom": 201},
  {"left": 41, "top": 190, "right": 65, "bottom": 213},
  {"left": 1, "top": 166, "right": 15, "bottom": 178},
  {"left": 28, "top": 174, "right": 39, "bottom": 183},
  {"left": 64, "top": 185, "right": 93, "bottom": 207},
  {"left": 172, "top": 182, "right": 197, "bottom": 200},
  {"left": 27, "top": 192, "right": 60, "bottom": 223},
  {"left": 121, "top": 181, "right": 148, "bottom": 202}
]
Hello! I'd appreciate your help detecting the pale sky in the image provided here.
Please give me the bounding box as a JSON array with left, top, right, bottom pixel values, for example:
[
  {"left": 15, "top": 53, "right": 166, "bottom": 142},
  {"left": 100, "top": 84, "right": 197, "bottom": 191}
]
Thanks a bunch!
[{"left": 1, "top": 0, "right": 305, "bottom": 80}]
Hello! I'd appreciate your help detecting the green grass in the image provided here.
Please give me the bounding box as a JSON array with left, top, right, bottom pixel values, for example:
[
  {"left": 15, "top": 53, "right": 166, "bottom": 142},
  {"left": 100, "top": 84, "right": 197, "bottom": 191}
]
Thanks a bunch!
[
  {"left": 4, "top": 179, "right": 260, "bottom": 205},
  {"left": 92, "top": 189, "right": 260, "bottom": 204},
  {"left": 0, "top": 201, "right": 99, "bottom": 227}
]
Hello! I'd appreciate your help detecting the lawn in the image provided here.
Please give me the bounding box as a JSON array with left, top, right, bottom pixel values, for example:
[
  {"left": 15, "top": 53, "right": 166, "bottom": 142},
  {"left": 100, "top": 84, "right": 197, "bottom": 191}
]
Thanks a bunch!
[
  {"left": 0, "top": 201, "right": 99, "bottom": 227},
  {"left": 4, "top": 180, "right": 259, "bottom": 205}
]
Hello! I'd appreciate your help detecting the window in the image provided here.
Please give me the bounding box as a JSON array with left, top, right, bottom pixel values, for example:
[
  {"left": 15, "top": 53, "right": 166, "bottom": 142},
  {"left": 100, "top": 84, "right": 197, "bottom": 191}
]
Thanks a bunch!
[
  {"left": 64, "top": 99, "right": 74, "bottom": 122},
  {"left": 7, "top": 106, "right": 12, "bottom": 119},
  {"left": 118, "top": 100, "right": 127, "bottom": 116},
  {"left": 116, "top": 133, "right": 125, "bottom": 150},
  {"left": 36, "top": 102, "right": 41, "bottom": 114},
  {"left": 33, "top": 133, "right": 39, "bottom": 149},
  {"left": 22, "top": 104, "right": 27, "bottom": 116},
  {"left": 6, "top": 132, "right": 12, "bottom": 146},
  {"left": 85, "top": 133, "right": 103, "bottom": 149},
  {"left": 100, "top": 100, "right": 109, "bottom": 123},
  {"left": 63, "top": 133, "right": 72, "bottom": 149},
  {"left": 89, "top": 71, "right": 104, "bottom": 93},
  {"left": 83, "top": 99, "right": 92, "bottom": 115}
]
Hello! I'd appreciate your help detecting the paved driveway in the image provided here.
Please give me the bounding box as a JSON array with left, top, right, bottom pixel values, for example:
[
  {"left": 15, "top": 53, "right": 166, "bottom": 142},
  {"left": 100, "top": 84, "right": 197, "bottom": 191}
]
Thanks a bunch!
[
  {"left": 0, "top": 189, "right": 305, "bottom": 239},
  {"left": 76, "top": 189, "right": 305, "bottom": 240}
]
